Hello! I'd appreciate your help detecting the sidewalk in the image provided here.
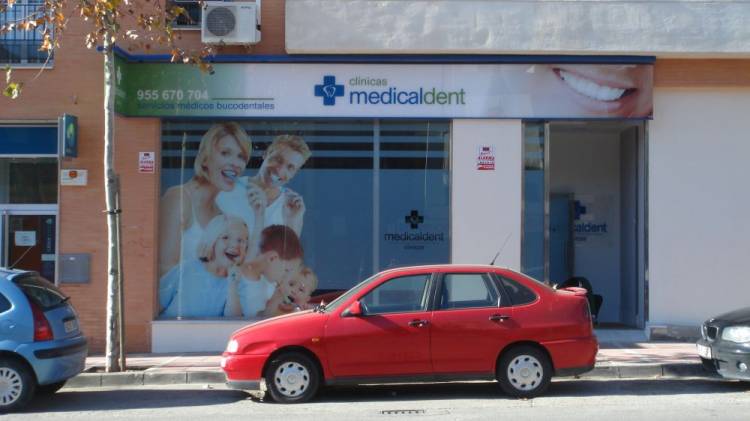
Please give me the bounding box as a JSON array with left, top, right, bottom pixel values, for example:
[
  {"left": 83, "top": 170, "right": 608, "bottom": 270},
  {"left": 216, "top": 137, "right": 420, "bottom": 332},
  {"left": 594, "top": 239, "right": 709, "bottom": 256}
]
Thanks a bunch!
[{"left": 68, "top": 336, "right": 708, "bottom": 388}]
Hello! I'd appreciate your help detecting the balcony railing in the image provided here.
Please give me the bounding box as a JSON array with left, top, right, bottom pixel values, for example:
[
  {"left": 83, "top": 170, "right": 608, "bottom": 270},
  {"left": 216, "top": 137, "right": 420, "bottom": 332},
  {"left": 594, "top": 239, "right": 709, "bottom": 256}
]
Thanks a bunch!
[{"left": 1, "top": 1, "right": 53, "bottom": 64}]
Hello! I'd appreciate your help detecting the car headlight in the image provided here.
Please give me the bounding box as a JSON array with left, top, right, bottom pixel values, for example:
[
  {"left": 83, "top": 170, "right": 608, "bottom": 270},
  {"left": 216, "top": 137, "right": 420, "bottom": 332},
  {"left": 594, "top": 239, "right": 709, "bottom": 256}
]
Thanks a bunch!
[
  {"left": 721, "top": 326, "right": 750, "bottom": 343},
  {"left": 226, "top": 339, "right": 239, "bottom": 353}
]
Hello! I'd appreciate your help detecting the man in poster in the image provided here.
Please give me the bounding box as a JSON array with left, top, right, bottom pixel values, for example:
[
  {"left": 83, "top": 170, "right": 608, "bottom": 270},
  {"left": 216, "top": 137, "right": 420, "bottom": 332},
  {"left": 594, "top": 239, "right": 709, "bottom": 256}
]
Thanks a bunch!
[{"left": 216, "top": 134, "right": 311, "bottom": 238}]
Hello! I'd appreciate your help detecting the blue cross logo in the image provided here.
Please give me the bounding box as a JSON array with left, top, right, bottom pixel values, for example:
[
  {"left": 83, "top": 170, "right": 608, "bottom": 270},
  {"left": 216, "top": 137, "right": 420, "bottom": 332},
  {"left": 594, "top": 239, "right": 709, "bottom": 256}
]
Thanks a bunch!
[
  {"left": 574, "top": 200, "right": 587, "bottom": 220},
  {"left": 405, "top": 210, "right": 424, "bottom": 230},
  {"left": 314, "top": 75, "right": 344, "bottom": 106}
]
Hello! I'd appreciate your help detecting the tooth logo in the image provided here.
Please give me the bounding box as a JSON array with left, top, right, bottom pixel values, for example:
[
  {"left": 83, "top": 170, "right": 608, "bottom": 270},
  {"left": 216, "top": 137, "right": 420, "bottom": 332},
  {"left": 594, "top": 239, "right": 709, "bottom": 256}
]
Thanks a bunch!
[{"left": 314, "top": 75, "right": 344, "bottom": 106}]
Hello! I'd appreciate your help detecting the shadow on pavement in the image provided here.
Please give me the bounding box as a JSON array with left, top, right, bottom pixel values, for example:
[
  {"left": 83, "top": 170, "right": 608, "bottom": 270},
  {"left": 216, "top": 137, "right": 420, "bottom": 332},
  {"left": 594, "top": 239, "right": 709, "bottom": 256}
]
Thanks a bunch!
[
  {"left": 17, "top": 378, "right": 750, "bottom": 411},
  {"left": 278, "top": 378, "right": 750, "bottom": 404},
  {"left": 20, "top": 388, "right": 250, "bottom": 413}
]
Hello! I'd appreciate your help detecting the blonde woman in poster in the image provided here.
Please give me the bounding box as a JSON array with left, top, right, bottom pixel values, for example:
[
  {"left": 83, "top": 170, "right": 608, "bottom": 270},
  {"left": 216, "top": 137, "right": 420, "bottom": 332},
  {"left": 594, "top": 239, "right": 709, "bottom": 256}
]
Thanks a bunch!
[
  {"left": 216, "top": 134, "right": 312, "bottom": 240},
  {"left": 158, "top": 122, "right": 263, "bottom": 278}
]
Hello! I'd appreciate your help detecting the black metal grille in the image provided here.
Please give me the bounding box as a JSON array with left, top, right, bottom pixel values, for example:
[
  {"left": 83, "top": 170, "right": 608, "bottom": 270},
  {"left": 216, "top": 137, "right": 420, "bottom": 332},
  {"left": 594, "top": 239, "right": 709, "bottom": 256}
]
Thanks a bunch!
[
  {"left": 205, "top": 6, "right": 235, "bottom": 37},
  {"left": 706, "top": 326, "right": 719, "bottom": 341},
  {"left": 1, "top": 1, "right": 52, "bottom": 64}
]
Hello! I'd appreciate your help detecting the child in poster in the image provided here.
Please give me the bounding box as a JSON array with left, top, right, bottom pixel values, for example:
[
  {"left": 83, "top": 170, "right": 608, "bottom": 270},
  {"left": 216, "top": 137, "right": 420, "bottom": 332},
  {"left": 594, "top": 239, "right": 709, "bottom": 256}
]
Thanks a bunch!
[
  {"left": 263, "top": 266, "right": 319, "bottom": 317},
  {"left": 225, "top": 225, "right": 304, "bottom": 318},
  {"left": 159, "top": 214, "right": 249, "bottom": 318}
]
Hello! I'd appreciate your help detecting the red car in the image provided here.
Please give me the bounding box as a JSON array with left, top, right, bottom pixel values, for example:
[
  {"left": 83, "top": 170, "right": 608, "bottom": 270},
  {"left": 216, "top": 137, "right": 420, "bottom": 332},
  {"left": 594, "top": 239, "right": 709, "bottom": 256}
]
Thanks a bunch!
[{"left": 221, "top": 265, "right": 598, "bottom": 403}]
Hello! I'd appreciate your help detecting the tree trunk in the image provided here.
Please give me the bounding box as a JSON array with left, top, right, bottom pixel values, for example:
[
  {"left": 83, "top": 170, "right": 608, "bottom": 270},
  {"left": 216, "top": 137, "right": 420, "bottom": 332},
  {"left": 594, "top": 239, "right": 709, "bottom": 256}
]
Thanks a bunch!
[
  {"left": 116, "top": 175, "right": 126, "bottom": 371},
  {"left": 103, "top": 33, "right": 122, "bottom": 373}
]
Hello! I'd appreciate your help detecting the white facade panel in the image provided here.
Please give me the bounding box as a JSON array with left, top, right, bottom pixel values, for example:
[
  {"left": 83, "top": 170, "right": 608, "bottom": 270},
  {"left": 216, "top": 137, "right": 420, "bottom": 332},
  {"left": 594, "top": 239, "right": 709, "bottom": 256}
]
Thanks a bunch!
[
  {"left": 152, "top": 320, "right": 249, "bottom": 352},
  {"left": 451, "top": 120, "right": 522, "bottom": 270},
  {"left": 649, "top": 88, "right": 750, "bottom": 326},
  {"left": 286, "top": 0, "right": 750, "bottom": 57}
]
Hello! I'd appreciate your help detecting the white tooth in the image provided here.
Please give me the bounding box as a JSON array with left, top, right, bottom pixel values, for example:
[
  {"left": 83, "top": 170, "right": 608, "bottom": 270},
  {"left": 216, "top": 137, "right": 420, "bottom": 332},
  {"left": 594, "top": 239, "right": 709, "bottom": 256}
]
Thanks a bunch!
[
  {"left": 559, "top": 70, "right": 626, "bottom": 102},
  {"left": 597, "top": 85, "right": 610, "bottom": 100}
]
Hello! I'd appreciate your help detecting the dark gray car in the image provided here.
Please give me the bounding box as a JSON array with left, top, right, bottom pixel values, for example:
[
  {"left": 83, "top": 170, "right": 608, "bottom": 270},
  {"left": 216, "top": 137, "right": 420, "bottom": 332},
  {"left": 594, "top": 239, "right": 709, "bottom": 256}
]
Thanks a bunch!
[{"left": 697, "top": 307, "right": 750, "bottom": 380}]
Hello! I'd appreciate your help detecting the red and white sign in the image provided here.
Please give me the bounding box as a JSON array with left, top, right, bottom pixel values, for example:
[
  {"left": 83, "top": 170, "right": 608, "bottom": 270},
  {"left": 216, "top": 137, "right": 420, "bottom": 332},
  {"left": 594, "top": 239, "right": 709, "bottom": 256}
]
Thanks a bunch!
[
  {"left": 139, "top": 152, "right": 155, "bottom": 173},
  {"left": 60, "top": 169, "right": 88, "bottom": 186},
  {"left": 477, "top": 146, "right": 495, "bottom": 170}
]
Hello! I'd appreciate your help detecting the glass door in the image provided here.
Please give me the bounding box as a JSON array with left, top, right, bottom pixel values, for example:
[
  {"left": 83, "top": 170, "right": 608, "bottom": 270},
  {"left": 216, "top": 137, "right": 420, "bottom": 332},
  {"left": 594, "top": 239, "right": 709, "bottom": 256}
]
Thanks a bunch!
[
  {"left": 0, "top": 209, "right": 57, "bottom": 281},
  {"left": 522, "top": 120, "right": 648, "bottom": 328}
]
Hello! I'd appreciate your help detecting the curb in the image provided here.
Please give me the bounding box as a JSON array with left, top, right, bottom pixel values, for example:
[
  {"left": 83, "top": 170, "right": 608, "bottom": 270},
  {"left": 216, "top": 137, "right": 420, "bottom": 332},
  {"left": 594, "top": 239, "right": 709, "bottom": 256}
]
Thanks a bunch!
[
  {"left": 580, "top": 363, "right": 710, "bottom": 379},
  {"left": 66, "top": 371, "right": 226, "bottom": 388},
  {"left": 65, "top": 364, "right": 712, "bottom": 389}
]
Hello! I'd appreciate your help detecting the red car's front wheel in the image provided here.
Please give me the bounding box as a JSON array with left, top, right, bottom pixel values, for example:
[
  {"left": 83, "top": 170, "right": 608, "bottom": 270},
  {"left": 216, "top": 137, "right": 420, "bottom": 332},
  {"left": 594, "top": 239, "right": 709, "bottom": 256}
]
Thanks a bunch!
[{"left": 264, "top": 352, "right": 320, "bottom": 403}]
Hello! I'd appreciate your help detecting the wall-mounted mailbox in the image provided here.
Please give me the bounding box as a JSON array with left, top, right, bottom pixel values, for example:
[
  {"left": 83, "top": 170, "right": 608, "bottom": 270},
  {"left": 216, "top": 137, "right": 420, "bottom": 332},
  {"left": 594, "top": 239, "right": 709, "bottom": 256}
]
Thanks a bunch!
[{"left": 59, "top": 253, "right": 90, "bottom": 283}]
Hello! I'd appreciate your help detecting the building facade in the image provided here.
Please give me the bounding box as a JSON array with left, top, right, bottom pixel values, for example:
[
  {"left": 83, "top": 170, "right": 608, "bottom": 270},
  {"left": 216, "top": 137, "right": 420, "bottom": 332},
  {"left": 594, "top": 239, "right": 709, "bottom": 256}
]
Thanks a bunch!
[{"left": 1, "top": 0, "right": 749, "bottom": 352}]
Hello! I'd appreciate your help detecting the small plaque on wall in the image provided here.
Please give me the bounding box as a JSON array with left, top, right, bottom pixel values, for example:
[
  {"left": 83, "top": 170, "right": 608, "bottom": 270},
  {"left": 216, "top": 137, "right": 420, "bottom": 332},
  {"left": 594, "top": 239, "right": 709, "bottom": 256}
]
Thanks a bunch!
[{"left": 61, "top": 169, "right": 87, "bottom": 186}]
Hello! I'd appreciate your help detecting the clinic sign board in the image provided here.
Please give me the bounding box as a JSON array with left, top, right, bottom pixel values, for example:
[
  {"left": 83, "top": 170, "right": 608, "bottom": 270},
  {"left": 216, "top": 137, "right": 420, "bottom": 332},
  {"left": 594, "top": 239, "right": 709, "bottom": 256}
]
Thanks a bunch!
[{"left": 115, "top": 56, "right": 653, "bottom": 119}]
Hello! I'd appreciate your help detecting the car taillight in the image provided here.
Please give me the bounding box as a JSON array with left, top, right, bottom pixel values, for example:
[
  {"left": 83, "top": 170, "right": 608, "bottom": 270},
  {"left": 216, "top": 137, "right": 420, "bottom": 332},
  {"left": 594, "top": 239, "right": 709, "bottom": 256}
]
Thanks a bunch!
[{"left": 30, "top": 301, "right": 54, "bottom": 341}]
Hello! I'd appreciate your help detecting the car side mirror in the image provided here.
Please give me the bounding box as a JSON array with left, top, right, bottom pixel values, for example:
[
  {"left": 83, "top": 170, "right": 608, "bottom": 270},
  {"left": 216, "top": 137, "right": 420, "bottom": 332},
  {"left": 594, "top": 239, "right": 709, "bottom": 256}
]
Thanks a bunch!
[{"left": 343, "top": 301, "right": 363, "bottom": 317}]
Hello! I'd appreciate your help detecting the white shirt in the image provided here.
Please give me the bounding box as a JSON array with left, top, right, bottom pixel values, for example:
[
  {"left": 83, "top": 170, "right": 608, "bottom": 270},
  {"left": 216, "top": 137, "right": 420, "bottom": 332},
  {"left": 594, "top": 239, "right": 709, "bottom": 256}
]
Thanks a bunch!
[
  {"left": 215, "top": 176, "right": 286, "bottom": 233},
  {"left": 237, "top": 274, "right": 277, "bottom": 317}
]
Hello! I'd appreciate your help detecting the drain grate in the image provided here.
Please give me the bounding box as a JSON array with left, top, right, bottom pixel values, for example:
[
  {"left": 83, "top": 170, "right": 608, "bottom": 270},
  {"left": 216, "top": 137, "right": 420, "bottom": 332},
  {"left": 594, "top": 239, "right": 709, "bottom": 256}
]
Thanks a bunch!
[{"left": 381, "top": 409, "right": 426, "bottom": 415}]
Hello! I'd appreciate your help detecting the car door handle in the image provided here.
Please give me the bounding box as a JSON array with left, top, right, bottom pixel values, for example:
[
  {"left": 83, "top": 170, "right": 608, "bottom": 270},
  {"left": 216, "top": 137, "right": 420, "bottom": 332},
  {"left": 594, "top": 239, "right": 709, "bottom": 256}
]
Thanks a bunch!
[
  {"left": 408, "top": 319, "right": 429, "bottom": 328},
  {"left": 489, "top": 314, "right": 511, "bottom": 322}
]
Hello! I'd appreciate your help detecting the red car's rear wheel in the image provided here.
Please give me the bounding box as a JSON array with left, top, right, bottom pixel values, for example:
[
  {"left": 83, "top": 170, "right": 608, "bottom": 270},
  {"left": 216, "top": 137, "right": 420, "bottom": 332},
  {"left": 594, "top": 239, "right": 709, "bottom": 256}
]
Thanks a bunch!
[{"left": 497, "top": 345, "right": 552, "bottom": 398}]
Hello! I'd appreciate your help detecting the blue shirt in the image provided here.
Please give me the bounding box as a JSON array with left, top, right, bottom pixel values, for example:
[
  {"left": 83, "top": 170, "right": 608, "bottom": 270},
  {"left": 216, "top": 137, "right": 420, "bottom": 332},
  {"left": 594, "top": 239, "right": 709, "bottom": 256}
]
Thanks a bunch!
[{"left": 159, "top": 259, "right": 229, "bottom": 318}]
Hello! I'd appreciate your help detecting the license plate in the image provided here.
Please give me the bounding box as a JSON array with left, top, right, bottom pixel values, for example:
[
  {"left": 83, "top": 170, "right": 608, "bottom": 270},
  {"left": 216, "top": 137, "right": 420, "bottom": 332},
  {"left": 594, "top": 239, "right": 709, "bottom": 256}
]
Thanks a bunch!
[
  {"left": 697, "top": 343, "right": 712, "bottom": 359},
  {"left": 64, "top": 319, "right": 78, "bottom": 333}
]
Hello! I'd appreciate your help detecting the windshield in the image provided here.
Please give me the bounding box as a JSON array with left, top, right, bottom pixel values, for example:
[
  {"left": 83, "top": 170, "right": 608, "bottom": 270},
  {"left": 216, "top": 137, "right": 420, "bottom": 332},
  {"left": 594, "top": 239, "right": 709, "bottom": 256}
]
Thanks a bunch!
[{"left": 322, "top": 273, "right": 380, "bottom": 312}]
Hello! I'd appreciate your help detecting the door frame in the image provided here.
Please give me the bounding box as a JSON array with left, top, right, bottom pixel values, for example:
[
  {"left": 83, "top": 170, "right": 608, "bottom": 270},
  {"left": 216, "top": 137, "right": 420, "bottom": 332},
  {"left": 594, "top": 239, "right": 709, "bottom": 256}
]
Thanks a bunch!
[{"left": 0, "top": 204, "right": 59, "bottom": 282}]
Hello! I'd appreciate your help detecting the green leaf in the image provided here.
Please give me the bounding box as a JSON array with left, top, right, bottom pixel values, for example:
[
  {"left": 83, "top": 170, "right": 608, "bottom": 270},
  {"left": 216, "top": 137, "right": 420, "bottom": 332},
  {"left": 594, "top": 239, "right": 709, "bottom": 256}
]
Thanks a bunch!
[{"left": 3, "top": 82, "right": 23, "bottom": 99}]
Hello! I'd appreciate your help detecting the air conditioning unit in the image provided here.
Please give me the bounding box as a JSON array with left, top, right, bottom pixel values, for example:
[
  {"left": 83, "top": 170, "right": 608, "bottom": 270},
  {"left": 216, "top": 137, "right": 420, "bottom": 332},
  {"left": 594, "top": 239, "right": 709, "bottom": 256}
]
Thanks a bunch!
[{"left": 201, "top": 1, "right": 261, "bottom": 45}]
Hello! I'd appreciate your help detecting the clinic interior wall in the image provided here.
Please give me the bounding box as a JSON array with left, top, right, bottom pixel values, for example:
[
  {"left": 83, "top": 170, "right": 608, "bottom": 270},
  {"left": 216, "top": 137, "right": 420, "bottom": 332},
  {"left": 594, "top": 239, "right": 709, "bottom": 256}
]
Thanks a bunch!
[
  {"left": 451, "top": 120, "right": 522, "bottom": 270},
  {"left": 649, "top": 88, "right": 750, "bottom": 326},
  {"left": 549, "top": 129, "right": 622, "bottom": 323}
]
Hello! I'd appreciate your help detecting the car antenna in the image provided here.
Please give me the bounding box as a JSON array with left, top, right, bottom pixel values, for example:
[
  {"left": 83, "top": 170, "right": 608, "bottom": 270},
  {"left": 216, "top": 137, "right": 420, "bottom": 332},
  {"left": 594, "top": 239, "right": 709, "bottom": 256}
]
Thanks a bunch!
[{"left": 490, "top": 232, "right": 513, "bottom": 266}]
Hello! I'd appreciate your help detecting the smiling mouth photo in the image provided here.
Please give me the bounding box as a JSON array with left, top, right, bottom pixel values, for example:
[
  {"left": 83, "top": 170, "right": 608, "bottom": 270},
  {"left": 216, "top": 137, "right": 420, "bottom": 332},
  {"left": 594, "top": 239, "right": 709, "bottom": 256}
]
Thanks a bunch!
[
  {"left": 221, "top": 169, "right": 238, "bottom": 183},
  {"left": 271, "top": 174, "right": 282, "bottom": 184},
  {"left": 554, "top": 68, "right": 636, "bottom": 102},
  {"left": 224, "top": 250, "right": 241, "bottom": 263}
]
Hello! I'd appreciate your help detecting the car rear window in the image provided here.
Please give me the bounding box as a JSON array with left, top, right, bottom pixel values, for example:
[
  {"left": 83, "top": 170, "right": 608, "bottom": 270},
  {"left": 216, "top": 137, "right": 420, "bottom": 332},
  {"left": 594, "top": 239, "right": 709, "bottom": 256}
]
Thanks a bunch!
[
  {"left": 497, "top": 276, "right": 537, "bottom": 306},
  {"left": 0, "top": 293, "right": 10, "bottom": 313},
  {"left": 13, "top": 274, "right": 68, "bottom": 310}
]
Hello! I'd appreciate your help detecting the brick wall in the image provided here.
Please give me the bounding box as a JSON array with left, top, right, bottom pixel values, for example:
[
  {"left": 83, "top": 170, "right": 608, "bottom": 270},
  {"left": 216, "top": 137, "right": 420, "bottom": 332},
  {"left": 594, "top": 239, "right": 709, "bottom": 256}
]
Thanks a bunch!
[{"left": 0, "top": 0, "right": 286, "bottom": 353}]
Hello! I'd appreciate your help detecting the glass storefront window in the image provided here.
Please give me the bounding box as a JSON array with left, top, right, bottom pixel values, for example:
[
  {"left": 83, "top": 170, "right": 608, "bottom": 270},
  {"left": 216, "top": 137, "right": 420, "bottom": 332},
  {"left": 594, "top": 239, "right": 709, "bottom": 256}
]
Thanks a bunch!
[
  {"left": 158, "top": 119, "right": 450, "bottom": 320},
  {"left": 378, "top": 120, "right": 450, "bottom": 269},
  {"left": 0, "top": 158, "right": 58, "bottom": 204}
]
